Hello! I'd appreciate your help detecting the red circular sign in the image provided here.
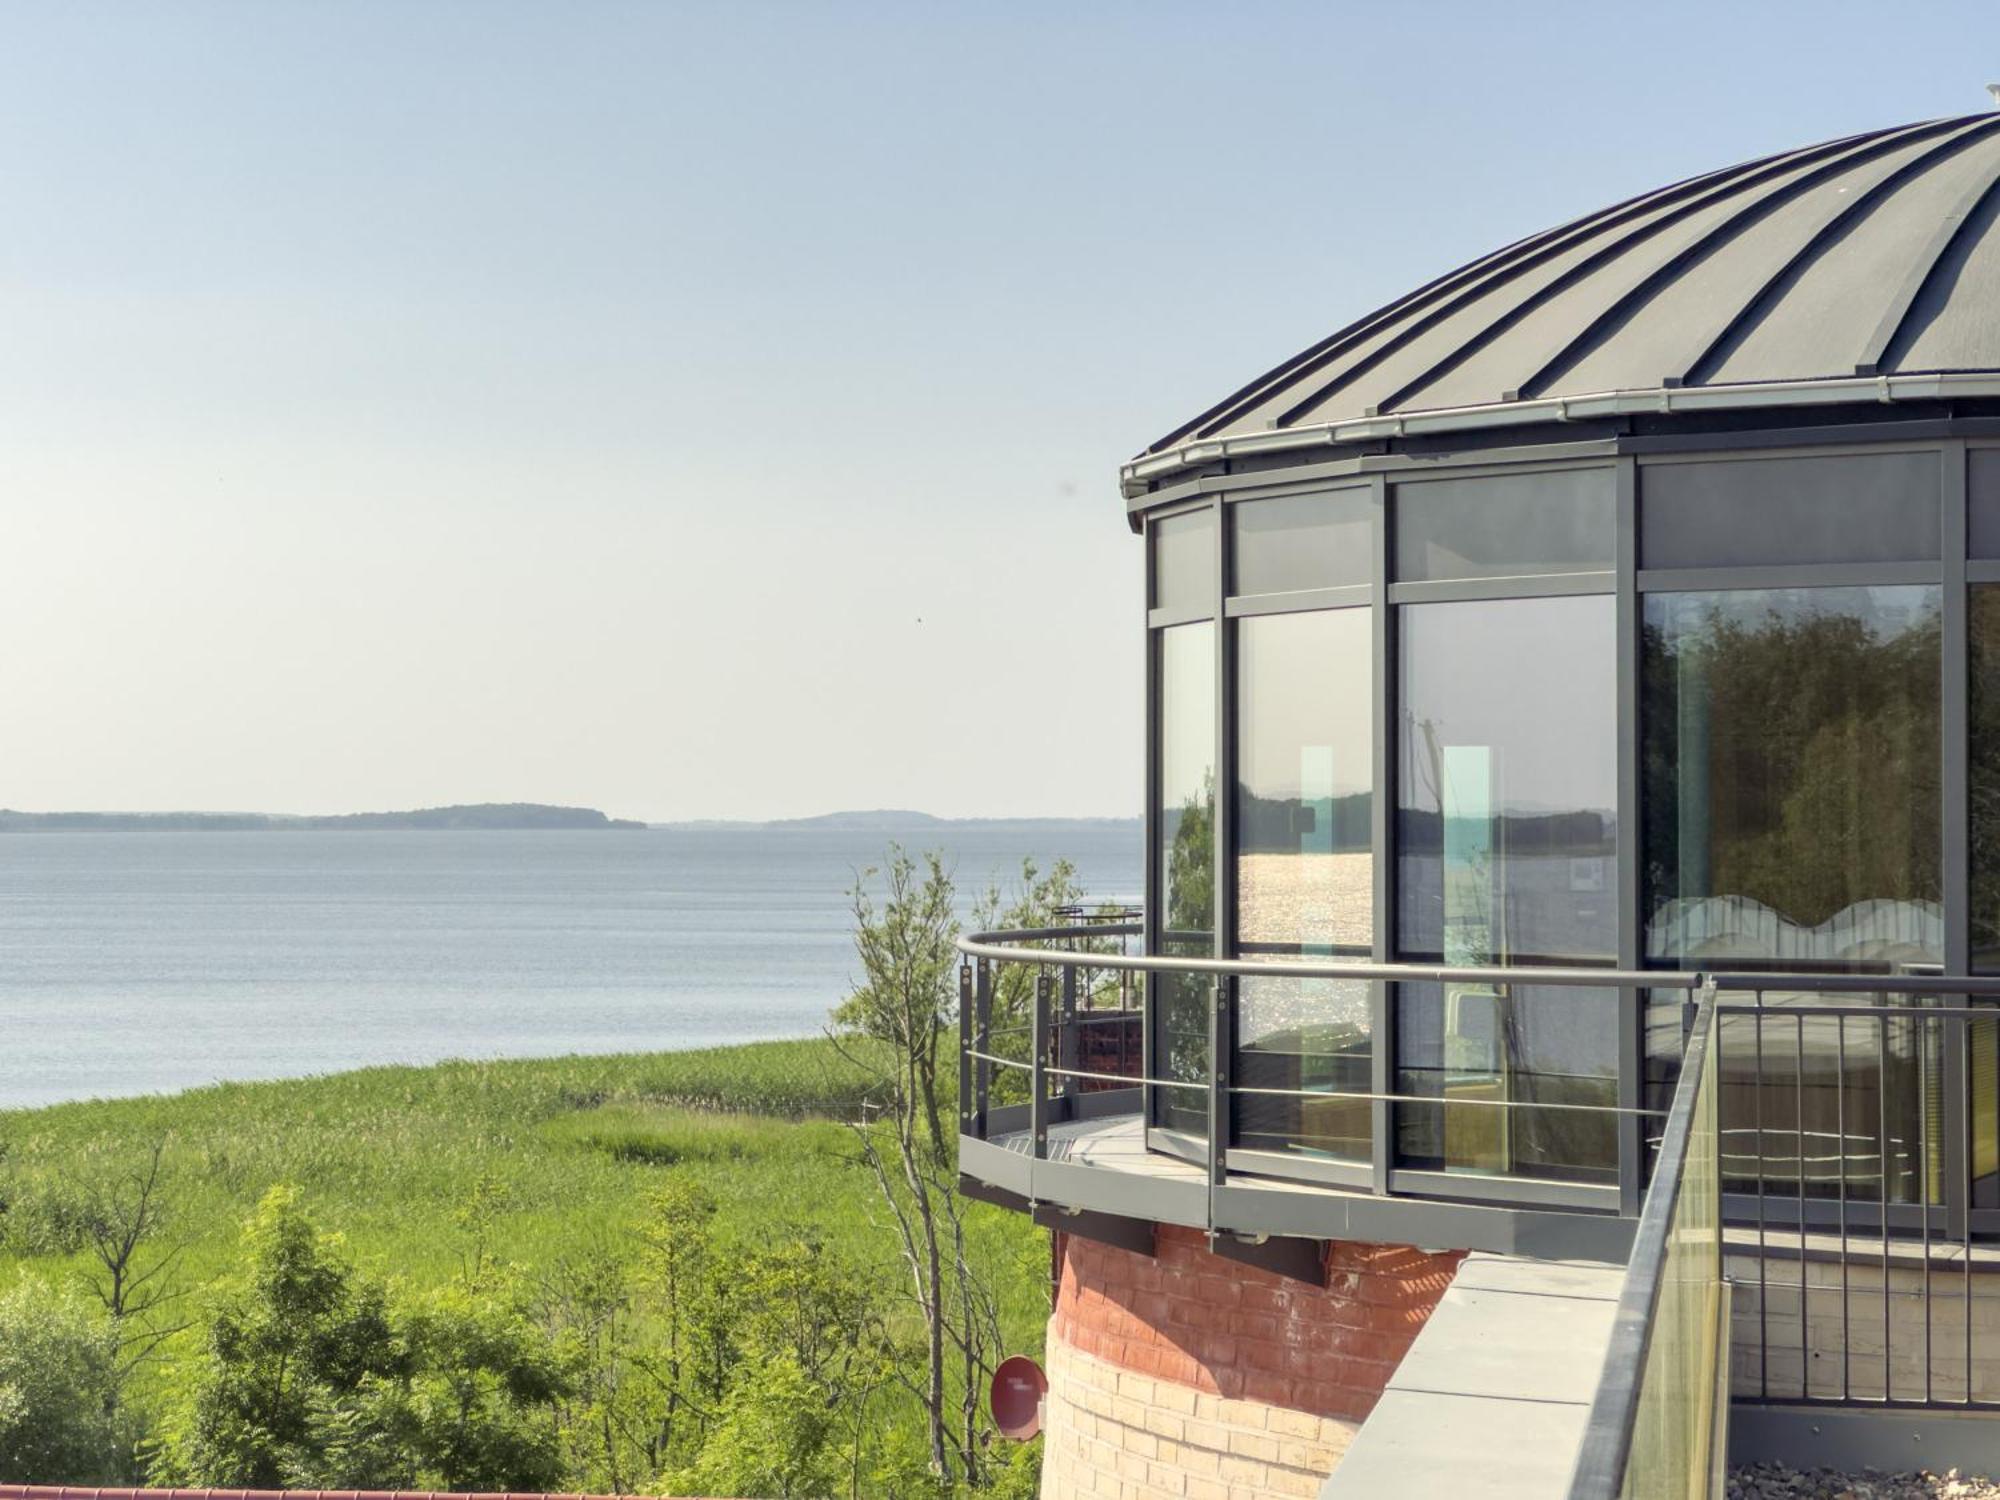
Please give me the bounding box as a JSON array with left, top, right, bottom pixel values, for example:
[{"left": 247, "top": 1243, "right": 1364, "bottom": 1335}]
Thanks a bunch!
[{"left": 990, "top": 1354, "right": 1048, "bottom": 1440}]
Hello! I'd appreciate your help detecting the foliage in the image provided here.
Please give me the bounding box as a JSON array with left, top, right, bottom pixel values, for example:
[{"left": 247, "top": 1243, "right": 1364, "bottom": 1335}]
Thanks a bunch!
[
  {"left": 0, "top": 1274, "right": 126, "bottom": 1483},
  {"left": 0, "top": 847, "right": 1086, "bottom": 1496},
  {"left": 834, "top": 847, "right": 1005, "bottom": 1491}
]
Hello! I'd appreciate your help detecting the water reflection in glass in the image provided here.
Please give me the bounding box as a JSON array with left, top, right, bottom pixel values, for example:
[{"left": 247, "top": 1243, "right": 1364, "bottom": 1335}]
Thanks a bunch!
[
  {"left": 1234, "top": 609, "right": 1372, "bottom": 1162},
  {"left": 1395, "top": 595, "right": 1618, "bottom": 1182}
]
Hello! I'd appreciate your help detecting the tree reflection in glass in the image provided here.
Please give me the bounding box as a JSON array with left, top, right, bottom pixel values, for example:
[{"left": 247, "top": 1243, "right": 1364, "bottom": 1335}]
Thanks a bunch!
[
  {"left": 1156, "top": 622, "right": 1214, "bottom": 1135},
  {"left": 1643, "top": 586, "right": 1941, "bottom": 1205}
]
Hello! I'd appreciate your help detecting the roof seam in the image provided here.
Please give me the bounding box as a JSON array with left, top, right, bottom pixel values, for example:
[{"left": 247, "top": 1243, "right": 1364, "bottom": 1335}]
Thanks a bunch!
[{"left": 1363, "top": 118, "right": 1965, "bottom": 421}]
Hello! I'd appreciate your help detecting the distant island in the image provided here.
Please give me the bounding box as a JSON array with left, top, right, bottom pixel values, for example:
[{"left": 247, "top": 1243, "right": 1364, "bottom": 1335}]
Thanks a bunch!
[{"left": 0, "top": 802, "right": 648, "bottom": 833}]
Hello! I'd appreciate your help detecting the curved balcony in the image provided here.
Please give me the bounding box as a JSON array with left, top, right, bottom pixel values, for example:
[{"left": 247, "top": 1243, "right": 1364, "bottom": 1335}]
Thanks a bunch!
[{"left": 955, "top": 915, "right": 2000, "bottom": 1273}]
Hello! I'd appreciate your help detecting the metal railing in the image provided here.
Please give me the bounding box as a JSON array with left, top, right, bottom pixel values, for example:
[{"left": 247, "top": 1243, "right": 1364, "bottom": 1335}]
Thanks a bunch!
[
  {"left": 957, "top": 914, "right": 1701, "bottom": 1212},
  {"left": 1715, "top": 974, "right": 2000, "bottom": 1410},
  {"left": 961, "top": 918, "right": 2000, "bottom": 1410},
  {"left": 1570, "top": 985, "right": 1726, "bottom": 1500}
]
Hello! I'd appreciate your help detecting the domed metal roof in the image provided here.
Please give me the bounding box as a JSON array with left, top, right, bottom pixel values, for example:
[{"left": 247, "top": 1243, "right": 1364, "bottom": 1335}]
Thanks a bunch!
[{"left": 1128, "top": 113, "right": 2000, "bottom": 491}]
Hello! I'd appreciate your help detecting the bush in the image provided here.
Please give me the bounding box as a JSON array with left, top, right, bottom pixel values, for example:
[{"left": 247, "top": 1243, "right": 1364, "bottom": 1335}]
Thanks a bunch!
[{"left": 0, "top": 1274, "right": 126, "bottom": 1482}]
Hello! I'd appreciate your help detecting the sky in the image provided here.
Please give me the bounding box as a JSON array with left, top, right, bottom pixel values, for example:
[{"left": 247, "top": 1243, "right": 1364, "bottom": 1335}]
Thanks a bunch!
[{"left": 1, "top": 1, "right": 1995, "bottom": 822}]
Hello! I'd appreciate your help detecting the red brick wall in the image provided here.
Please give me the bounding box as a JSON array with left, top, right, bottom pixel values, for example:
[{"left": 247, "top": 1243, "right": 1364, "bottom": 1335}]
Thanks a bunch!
[{"left": 1051, "top": 1227, "right": 1461, "bottom": 1423}]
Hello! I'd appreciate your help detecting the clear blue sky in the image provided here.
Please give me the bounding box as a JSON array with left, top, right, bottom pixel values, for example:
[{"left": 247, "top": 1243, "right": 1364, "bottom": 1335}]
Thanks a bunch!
[{"left": 0, "top": 1, "right": 1991, "bottom": 820}]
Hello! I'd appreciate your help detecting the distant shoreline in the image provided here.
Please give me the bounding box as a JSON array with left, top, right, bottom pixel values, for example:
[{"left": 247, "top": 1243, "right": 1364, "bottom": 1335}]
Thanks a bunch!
[
  {"left": 0, "top": 802, "right": 646, "bottom": 833},
  {"left": 0, "top": 804, "right": 1140, "bottom": 834}
]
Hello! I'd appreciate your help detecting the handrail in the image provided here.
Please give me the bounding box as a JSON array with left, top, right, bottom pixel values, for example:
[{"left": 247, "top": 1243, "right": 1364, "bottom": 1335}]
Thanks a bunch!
[
  {"left": 1567, "top": 984, "right": 1721, "bottom": 1500},
  {"left": 959, "top": 928, "right": 1702, "bottom": 990}
]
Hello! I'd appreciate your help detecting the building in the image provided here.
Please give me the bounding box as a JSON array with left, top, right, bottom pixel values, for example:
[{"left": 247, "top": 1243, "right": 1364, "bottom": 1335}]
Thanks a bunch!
[{"left": 960, "top": 110, "right": 2000, "bottom": 1498}]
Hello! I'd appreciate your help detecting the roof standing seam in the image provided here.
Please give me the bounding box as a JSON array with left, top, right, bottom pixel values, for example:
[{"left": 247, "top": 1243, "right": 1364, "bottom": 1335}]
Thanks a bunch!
[{"left": 1136, "top": 112, "right": 2000, "bottom": 479}]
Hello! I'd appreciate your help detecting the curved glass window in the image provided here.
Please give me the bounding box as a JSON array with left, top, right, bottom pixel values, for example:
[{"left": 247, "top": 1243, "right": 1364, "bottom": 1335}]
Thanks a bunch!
[
  {"left": 1234, "top": 608, "right": 1372, "bottom": 1163},
  {"left": 1155, "top": 620, "right": 1215, "bottom": 1136},
  {"left": 1396, "top": 594, "right": 1618, "bottom": 1183}
]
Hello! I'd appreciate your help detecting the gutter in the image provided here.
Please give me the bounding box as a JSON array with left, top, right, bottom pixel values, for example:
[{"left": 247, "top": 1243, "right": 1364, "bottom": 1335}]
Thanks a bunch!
[{"left": 1118, "top": 371, "right": 2000, "bottom": 498}]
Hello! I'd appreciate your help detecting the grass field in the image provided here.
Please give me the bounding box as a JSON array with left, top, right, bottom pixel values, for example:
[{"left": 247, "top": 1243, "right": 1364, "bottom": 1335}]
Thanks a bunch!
[{"left": 0, "top": 1035, "right": 1051, "bottom": 1485}]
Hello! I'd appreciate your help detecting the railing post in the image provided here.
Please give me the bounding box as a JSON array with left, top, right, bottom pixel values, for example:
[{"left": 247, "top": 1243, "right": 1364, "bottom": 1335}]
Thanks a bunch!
[
  {"left": 1208, "top": 975, "right": 1233, "bottom": 1189},
  {"left": 958, "top": 961, "right": 974, "bottom": 1136},
  {"left": 1032, "top": 969, "right": 1052, "bottom": 1160},
  {"left": 974, "top": 958, "right": 992, "bottom": 1137},
  {"left": 1060, "top": 961, "right": 1080, "bottom": 1108}
]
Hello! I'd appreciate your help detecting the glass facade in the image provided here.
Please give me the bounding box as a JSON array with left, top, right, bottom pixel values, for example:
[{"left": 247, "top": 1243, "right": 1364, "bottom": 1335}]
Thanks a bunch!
[
  {"left": 1395, "top": 594, "right": 1618, "bottom": 1181},
  {"left": 1155, "top": 619, "right": 1215, "bottom": 1136},
  {"left": 1234, "top": 608, "right": 1372, "bottom": 1162},
  {"left": 1127, "top": 447, "right": 1991, "bottom": 1213}
]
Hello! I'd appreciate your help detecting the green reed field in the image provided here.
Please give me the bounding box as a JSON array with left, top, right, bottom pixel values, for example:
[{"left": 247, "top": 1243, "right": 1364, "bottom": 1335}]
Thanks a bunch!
[{"left": 0, "top": 1036, "right": 1049, "bottom": 1495}]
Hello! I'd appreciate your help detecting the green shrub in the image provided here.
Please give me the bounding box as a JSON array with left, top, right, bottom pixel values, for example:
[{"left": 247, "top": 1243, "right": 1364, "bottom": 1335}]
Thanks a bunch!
[{"left": 0, "top": 1274, "right": 126, "bottom": 1482}]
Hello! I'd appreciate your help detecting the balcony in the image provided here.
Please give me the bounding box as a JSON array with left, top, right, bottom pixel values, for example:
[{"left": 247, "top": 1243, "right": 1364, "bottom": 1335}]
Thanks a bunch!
[{"left": 957, "top": 913, "right": 2000, "bottom": 1492}]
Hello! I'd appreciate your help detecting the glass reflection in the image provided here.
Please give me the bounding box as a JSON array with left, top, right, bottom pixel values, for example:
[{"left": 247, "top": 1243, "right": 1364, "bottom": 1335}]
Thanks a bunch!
[
  {"left": 1234, "top": 609, "right": 1372, "bottom": 1163},
  {"left": 1642, "top": 587, "right": 1941, "bottom": 969},
  {"left": 1396, "top": 594, "right": 1617, "bottom": 1181},
  {"left": 1642, "top": 586, "right": 1942, "bottom": 1204},
  {"left": 1156, "top": 621, "right": 1214, "bottom": 1136},
  {"left": 1397, "top": 981, "right": 1618, "bottom": 1183}
]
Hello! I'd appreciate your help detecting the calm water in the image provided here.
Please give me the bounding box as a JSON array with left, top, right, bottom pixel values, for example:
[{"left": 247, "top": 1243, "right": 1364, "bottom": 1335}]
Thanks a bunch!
[{"left": 0, "top": 826, "right": 1139, "bottom": 1109}]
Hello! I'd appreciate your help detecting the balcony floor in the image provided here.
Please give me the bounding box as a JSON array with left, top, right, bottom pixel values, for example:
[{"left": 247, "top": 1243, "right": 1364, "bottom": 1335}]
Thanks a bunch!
[{"left": 960, "top": 1109, "right": 1640, "bottom": 1262}]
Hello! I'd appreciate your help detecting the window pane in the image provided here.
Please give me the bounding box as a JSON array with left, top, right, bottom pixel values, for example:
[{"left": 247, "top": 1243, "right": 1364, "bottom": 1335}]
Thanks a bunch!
[
  {"left": 1393, "top": 469, "right": 1613, "bottom": 582},
  {"left": 1972, "top": 451, "right": 2000, "bottom": 561},
  {"left": 1641, "top": 587, "right": 1941, "bottom": 967},
  {"left": 1237, "top": 972, "right": 1371, "bottom": 1163},
  {"left": 1233, "top": 608, "right": 1372, "bottom": 1166},
  {"left": 1396, "top": 981, "right": 1617, "bottom": 1185},
  {"left": 1155, "top": 621, "right": 1214, "bottom": 1135},
  {"left": 1640, "top": 453, "right": 1939, "bottom": 570},
  {"left": 1395, "top": 595, "right": 1616, "bottom": 1184},
  {"left": 1969, "top": 587, "right": 2000, "bottom": 965},
  {"left": 1643, "top": 586, "right": 1942, "bottom": 1204},
  {"left": 1237, "top": 610, "right": 1372, "bottom": 956},
  {"left": 1151, "top": 509, "right": 1214, "bottom": 615},
  {"left": 1231, "top": 490, "right": 1371, "bottom": 596},
  {"left": 1397, "top": 595, "right": 1617, "bottom": 964}
]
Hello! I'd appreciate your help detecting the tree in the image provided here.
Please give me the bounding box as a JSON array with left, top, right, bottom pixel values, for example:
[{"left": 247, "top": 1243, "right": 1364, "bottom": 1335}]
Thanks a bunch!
[
  {"left": 382, "top": 1280, "right": 567, "bottom": 1491},
  {"left": 0, "top": 1275, "right": 126, "bottom": 1483},
  {"left": 147, "top": 1186, "right": 404, "bottom": 1488},
  {"left": 68, "top": 1137, "right": 195, "bottom": 1373},
  {"left": 833, "top": 847, "right": 1008, "bottom": 1492}
]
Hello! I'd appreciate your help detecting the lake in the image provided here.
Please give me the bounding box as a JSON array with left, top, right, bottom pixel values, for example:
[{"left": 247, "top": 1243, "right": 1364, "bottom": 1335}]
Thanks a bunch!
[{"left": 0, "top": 825, "right": 1140, "bottom": 1109}]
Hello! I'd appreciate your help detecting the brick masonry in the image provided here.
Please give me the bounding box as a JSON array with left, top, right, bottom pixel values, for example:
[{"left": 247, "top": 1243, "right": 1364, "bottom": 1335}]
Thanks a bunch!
[{"left": 1039, "top": 1227, "right": 1462, "bottom": 1499}]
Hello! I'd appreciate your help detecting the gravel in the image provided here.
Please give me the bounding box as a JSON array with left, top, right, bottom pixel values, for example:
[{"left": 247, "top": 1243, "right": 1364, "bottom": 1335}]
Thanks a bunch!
[{"left": 1730, "top": 1462, "right": 2000, "bottom": 1499}]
